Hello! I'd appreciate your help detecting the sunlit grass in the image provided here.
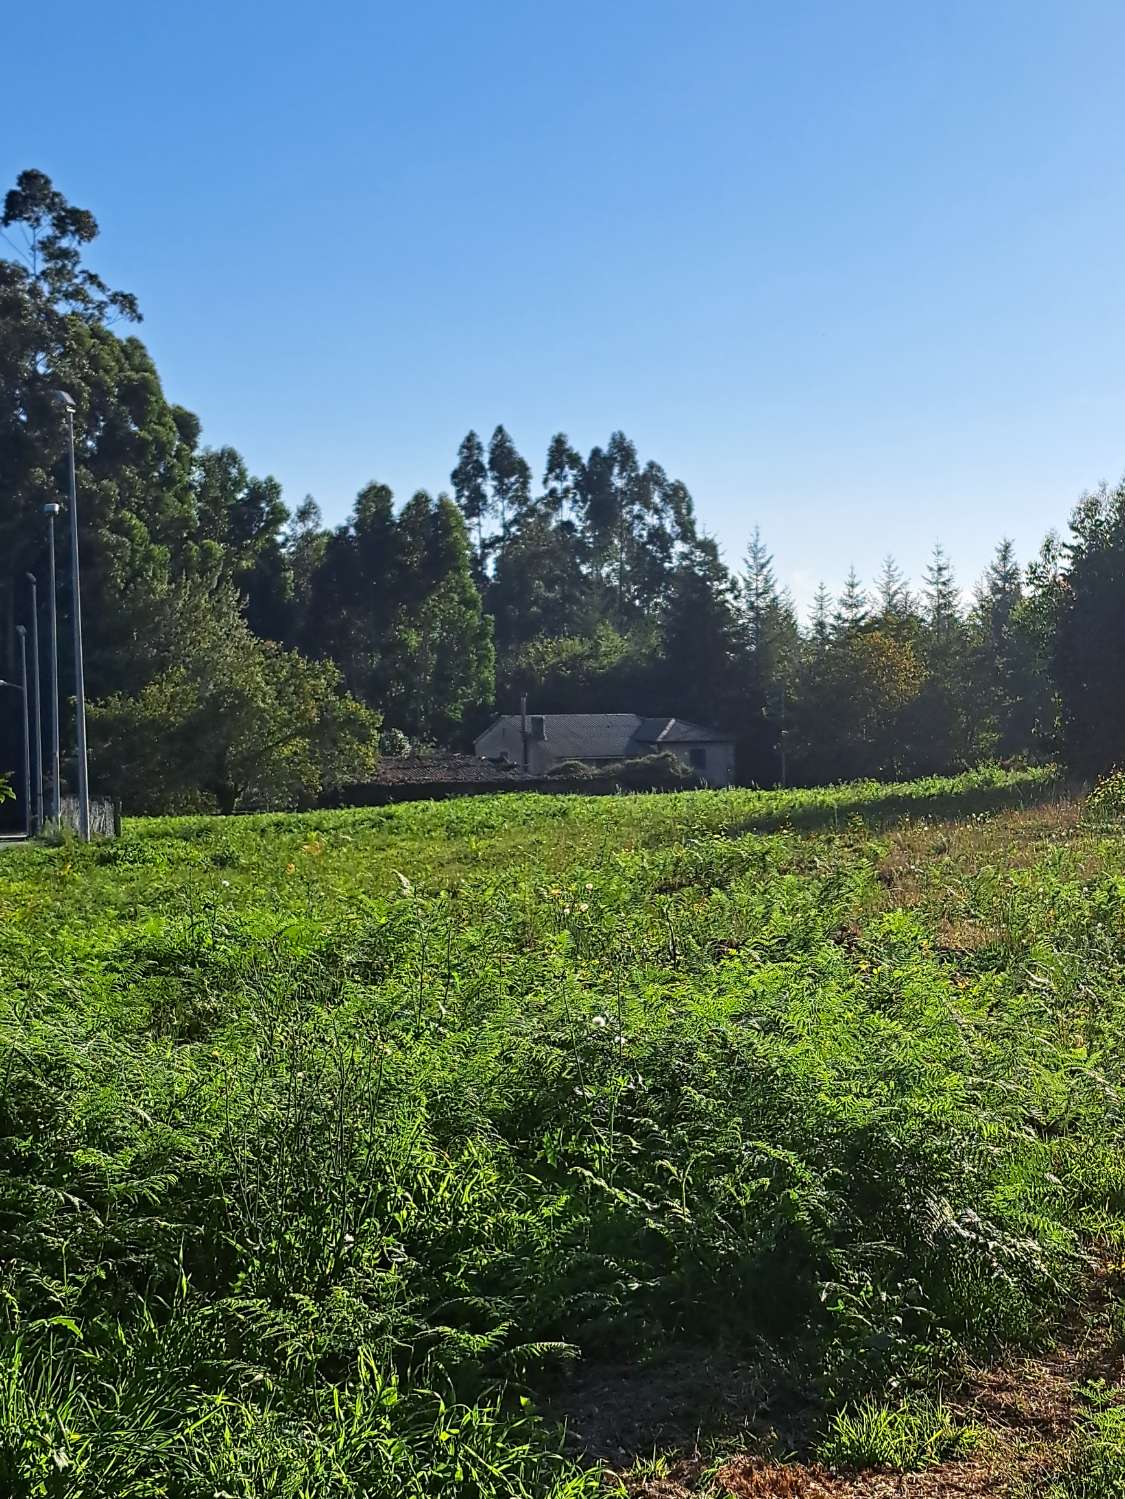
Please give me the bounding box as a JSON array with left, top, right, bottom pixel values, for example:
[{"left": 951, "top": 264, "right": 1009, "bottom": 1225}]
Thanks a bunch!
[{"left": 3, "top": 765, "right": 1122, "bottom": 1494}]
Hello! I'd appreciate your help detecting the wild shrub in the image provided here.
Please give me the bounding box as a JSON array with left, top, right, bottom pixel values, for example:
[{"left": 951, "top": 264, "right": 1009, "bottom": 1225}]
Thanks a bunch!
[
  {"left": 1085, "top": 768, "right": 1125, "bottom": 823},
  {"left": 0, "top": 766, "right": 1110, "bottom": 1490}
]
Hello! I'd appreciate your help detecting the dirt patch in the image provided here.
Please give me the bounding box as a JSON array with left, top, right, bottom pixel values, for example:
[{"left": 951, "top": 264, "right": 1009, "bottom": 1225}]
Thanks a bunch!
[
  {"left": 607, "top": 1261, "right": 1124, "bottom": 1498},
  {"left": 711, "top": 1458, "right": 842, "bottom": 1496},
  {"left": 626, "top": 1456, "right": 1012, "bottom": 1498},
  {"left": 554, "top": 1354, "right": 771, "bottom": 1465}
]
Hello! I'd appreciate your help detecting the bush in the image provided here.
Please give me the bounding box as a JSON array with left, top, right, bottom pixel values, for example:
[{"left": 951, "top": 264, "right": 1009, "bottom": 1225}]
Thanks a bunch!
[
  {"left": 379, "top": 728, "right": 412, "bottom": 757},
  {"left": 1086, "top": 769, "right": 1125, "bottom": 823},
  {"left": 544, "top": 751, "right": 702, "bottom": 788}
]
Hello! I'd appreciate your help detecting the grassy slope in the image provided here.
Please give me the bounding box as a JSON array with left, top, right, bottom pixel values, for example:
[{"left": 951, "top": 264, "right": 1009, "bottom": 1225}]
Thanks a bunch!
[{"left": 1, "top": 767, "right": 1124, "bottom": 1496}]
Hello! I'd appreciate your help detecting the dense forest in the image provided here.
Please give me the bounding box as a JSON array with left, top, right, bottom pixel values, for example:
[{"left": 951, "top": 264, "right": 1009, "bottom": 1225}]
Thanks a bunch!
[{"left": 2, "top": 169, "right": 1124, "bottom": 814}]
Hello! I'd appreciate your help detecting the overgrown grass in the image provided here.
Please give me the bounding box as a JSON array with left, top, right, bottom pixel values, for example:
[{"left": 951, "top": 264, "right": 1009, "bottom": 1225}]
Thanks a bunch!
[
  {"left": 1049, "top": 1405, "right": 1125, "bottom": 1498},
  {"left": 818, "top": 1395, "right": 977, "bottom": 1471},
  {"left": 1, "top": 764, "right": 1120, "bottom": 1494}
]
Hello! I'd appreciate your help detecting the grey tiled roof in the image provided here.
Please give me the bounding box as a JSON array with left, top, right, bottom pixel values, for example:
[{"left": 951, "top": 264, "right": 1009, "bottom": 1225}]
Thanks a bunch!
[{"left": 477, "top": 713, "right": 728, "bottom": 759}]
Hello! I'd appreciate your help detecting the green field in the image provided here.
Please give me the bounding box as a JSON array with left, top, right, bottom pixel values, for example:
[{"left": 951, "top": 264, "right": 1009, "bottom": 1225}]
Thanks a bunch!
[{"left": 4, "top": 767, "right": 1125, "bottom": 1497}]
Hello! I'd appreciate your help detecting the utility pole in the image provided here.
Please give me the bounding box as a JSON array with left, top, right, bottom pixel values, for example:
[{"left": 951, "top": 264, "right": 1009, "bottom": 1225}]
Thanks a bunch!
[
  {"left": 42, "top": 504, "right": 61, "bottom": 824},
  {"left": 54, "top": 392, "right": 90, "bottom": 840},
  {"left": 26, "top": 574, "right": 43, "bottom": 834}
]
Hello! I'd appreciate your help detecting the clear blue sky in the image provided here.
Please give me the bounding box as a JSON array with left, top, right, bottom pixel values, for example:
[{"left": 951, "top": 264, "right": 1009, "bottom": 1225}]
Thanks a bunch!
[{"left": 7, "top": 1, "right": 1125, "bottom": 615}]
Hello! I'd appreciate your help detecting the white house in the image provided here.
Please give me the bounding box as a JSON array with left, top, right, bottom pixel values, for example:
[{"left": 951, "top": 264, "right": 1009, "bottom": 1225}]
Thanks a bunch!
[{"left": 473, "top": 713, "right": 736, "bottom": 787}]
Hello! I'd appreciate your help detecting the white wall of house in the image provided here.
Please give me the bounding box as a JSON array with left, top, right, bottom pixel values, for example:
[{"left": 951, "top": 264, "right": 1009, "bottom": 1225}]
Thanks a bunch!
[
  {"left": 474, "top": 719, "right": 556, "bottom": 774},
  {"left": 665, "top": 742, "right": 736, "bottom": 787}
]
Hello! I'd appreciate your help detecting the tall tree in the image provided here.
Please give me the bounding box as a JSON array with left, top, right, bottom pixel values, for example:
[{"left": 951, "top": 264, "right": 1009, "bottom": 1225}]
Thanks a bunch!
[
  {"left": 902, "top": 544, "right": 968, "bottom": 771},
  {"left": 654, "top": 538, "right": 743, "bottom": 727},
  {"left": 967, "top": 538, "right": 1041, "bottom": 757},
  {"left": 832, "top": 568, "right": 869, "bottom": 636},
  {"left": 1049, "top": 482, "right": 1125, "bottom": 773},
  {"left": 542, "top": 433, "right": 585, "bottom": 521},
  {"left": 810, "top": 583, "right": 832, "bottom": 652},
  {"left": 189, "top": 446, "right": 292, "bottom": 639},
  {"left": 488, "top": 510, "right": 589, "bottom": 654},
  {"left": 285, "top": 497, "right": 328, "bottom": 644},
  {"left": 380, "top": 493, "right": 494, "bottom": 742},
  {"left": 0, "top": 170, "right": 201, "bottom": 698},
  {"left": 487, "top": 425, "right": 531, "bottom": 543},
  {"left": 874, "top": 555, "right": 916, "bottom": 634},
  {"left": 740, "top": 529, "right": 800, "bottom": 782},
  {"left": 306, "top": 481, "right": 398, "bottom": 700},
  {"left": 451, "top": 430, "right": 491, "bottom": 573},
  {"left": 577, "top": 431, "right": 696, "bottom": 625}
]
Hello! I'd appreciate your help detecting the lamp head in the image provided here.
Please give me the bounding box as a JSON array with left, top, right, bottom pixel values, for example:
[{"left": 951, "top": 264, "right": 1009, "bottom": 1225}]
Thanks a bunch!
[
  {"left": 41, "top": 502, "right": 60, "bottom": 516},
  {"left": 51, "top": 390, "right": 76, "bottom": 409},
  {"left": 15, "top": 626, "right": 26, "bottom": 639},
  {"left": 25, "top": 573, "right": 36, "bottom": 586}
]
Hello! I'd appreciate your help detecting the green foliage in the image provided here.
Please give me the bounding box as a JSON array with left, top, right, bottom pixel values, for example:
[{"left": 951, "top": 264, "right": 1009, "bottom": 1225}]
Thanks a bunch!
[
  {"left": 2, "top": 166, "right": 1121, "bottom": 812},
  {"left": 1051, "top": 480, "right": 1125, "bottom": 775},
  {"left": 88, "top": 587, "right": 380, "bottom": 812},
  {"left": 1049, "top": 1405, "right": 1125, "bottom": 1498},
  {"left": 379, "top": 727, "right": 412, "bottom": 757},
  {"left": 542, "top": 751, "right": 701, "bottom": 787},
  {"left": 1085, "top": 770, "right": 1125, "bottom": 823},
  {"left": 0, "top": 765, "right": 1104, "bottom": 1491},
  {"left": 818, "top": 1396, "right": 976, "bottom": 1472},
  {"left": 0, "top": 773, "right": 12, "bottom": 806}
]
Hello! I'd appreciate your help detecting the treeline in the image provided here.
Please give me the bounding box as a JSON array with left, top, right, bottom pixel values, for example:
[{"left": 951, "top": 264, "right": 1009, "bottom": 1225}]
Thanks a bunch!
[{"left": 2, "top": 170, "right": 1123, "bottom": 813}]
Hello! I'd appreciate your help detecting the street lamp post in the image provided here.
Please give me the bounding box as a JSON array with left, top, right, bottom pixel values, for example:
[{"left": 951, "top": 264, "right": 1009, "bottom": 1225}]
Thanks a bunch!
[
  {"left": 25, "top": 574, "right": 43, "bottom": 834},
  {"left": 16, "top": 628, "right": 30, "bottom": 838},
  {"left": 53, "top": 392, "right": 90, "bottom": 841},
  {"left": 41, "top": 503, "right": 61, "bottom": 825}
]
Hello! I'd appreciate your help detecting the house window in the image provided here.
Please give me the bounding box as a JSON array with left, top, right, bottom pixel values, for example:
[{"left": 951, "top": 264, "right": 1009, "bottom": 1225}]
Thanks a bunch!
[{"left": 689, "top": 746, "right": 707, "bottom": 770}]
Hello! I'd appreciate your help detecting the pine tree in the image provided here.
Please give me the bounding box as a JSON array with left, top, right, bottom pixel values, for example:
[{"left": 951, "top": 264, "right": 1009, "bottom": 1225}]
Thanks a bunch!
[
  {"left": 832, "top": 568, "right": 869, "bottom": 636},
  {"left": 922, "top": 543, "right": 960, "bottom": 637},
  {"left": 743, "top": 528, "right": 778, "bottom": 657},
  {"left": 655, "top": 538, "right": 743, "bottom": 727},
  {"left": 904, "top": 543, "right": 969, "bottom": 770},
  {"left": 810, "top": 583, "right": 832, "bottom": 651},
  {"left": 874, "top": 555, "right": 915, "bottom": 632},
  {"left": 1047, "top": 483, "right": 1125, "bottom": 772},
  {"left": 968, "top": 538, "right": 1034, "bottom": 758}
]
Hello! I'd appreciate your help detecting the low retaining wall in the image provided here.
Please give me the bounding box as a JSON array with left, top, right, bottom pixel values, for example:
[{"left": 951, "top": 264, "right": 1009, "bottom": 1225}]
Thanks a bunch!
[{"left": 58, "top": 795, "right": 120, "bottom": 837}]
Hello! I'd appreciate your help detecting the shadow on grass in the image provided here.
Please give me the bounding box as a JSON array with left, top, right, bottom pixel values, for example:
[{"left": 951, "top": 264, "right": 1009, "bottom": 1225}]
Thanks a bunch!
[{"left": 726, "top": 773, "right": 1073, "bottom": 839}]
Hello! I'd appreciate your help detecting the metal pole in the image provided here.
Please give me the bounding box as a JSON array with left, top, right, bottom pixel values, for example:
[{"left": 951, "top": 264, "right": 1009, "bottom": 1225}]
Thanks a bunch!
[
  {"left": 62, "top": 402, "right": 90, "bottom": 841},
  {"left": 779, "top": 682, "right": 788, "bottom": 790},
  {"left": 43, "top": 506, "right": 61, "bottom": 824},
  {"left": 16, "top": 627, "right": 30, "bottom": 839},
  {"left": 26, "top": 574, "right": 43, "bottom": 834}
]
